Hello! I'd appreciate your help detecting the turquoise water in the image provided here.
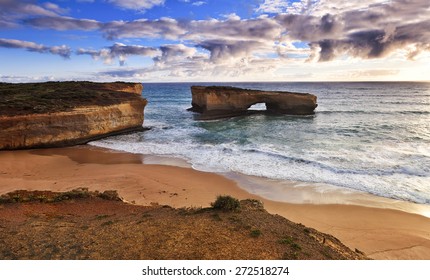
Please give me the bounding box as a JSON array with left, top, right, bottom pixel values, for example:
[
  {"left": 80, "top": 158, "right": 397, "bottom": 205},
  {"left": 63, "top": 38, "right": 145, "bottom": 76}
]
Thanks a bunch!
[{"left": 90, "top": 82, "right": 430, "bottom": 205}]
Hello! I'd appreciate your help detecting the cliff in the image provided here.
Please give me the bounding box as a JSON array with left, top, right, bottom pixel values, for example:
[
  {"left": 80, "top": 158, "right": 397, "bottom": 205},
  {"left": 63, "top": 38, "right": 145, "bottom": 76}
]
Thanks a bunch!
[
  {"left": 0, "top": 189, "right": 367, "bottom": 260},
  {"left": 0, "top": 82, "right": 146, "bottom": 150},
  {"left": 189, "top": 86, "right": 317, "bottom": 118}
]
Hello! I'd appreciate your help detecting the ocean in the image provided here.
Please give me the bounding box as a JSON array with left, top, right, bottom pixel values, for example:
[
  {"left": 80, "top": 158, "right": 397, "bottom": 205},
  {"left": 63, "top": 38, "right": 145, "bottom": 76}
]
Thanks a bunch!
[{"left": 90, "top": 82, "right": 430, "bottom": 206}]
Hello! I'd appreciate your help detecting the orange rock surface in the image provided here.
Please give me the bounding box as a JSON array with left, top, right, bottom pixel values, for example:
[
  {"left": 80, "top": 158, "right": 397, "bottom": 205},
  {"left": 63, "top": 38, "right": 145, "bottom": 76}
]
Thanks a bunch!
[
  {"left": 190, "top": 86, "right": 317, "bottom": 117},
  {"left": 0, "top": 82, "right": 146, "bottom": 149}
]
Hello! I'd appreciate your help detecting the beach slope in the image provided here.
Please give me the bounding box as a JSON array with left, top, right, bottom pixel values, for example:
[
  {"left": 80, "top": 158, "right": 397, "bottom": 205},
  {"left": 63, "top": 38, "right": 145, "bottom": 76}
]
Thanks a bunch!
[{"left": 1, "top": 146, "right": 429, "bottom": 259}]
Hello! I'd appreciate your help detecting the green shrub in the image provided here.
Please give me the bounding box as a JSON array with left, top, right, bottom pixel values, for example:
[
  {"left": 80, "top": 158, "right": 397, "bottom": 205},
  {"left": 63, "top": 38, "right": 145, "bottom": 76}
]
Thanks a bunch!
[
  {"left": 250, "top": 229, "right": 262, "bottom": 238},
  {"left": 211, "top": 195, "right": 241, "bottom": 211},
  {"left": 99, "top": 190, "right": 121, "bottom": 201},
  {"left": 278, "top": 236, "right": 294, "bottom": 245}
]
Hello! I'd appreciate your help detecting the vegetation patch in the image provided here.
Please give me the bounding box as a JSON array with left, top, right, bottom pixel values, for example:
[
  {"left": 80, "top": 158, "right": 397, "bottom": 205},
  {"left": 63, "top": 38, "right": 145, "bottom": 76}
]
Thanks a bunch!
[
  {"left": 250, "top": 229, "right": 262, "bottom": 238},
  {"left": 95, "top": 215, "right": 110, "bottom": 220},
  {"left": 279, "top": 236, "right": 302, "bottom": 251},
  {"left": 211, "top": 195, "right": 241, "bottom": 212},
  {"left": 0, "top": 188, "right": 122, "bottom": 204},
  {"left": 0, "top": 81, "right": 143, "bottom": 117},
  {"left": 101, "top": 221, "right": 114, "bottom": 227}
]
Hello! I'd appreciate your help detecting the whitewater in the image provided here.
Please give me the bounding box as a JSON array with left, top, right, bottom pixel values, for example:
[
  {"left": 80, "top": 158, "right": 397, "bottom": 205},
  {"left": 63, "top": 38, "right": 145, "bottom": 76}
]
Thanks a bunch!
[{"left": 90, "top": 82, "right": 430, "bottom": 205}]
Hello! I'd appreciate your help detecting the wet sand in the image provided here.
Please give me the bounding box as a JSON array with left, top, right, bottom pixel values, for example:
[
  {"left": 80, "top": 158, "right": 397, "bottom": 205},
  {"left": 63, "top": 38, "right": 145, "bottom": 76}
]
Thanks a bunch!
[{"left": 1, "top": 145, "right": 429, "bottom": 259}]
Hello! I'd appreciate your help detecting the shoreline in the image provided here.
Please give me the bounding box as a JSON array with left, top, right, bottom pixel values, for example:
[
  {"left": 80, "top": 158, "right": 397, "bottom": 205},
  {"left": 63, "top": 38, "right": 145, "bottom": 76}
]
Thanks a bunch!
[
  {"left": 95, "top": 144, "right": 430, "bottom": 218},
  {"left": 1, "top": 145, "right": 430, "bottom": 259}
]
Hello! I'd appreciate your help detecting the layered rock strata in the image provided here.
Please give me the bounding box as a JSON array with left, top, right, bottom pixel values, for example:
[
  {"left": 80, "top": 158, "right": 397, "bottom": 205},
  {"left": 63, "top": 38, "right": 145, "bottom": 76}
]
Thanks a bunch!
[
  {"left": 189, "top": 86, "right": 317, "bottom": 117},
  {"left": 0, "top": 82, "right": 146, "bottom": 150}
]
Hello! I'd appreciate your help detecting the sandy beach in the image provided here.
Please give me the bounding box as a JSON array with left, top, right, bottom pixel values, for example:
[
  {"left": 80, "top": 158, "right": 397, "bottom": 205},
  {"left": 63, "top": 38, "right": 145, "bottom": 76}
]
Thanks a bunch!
[{"left": 1, "top": 145, "right": 429, "bottom": 259}]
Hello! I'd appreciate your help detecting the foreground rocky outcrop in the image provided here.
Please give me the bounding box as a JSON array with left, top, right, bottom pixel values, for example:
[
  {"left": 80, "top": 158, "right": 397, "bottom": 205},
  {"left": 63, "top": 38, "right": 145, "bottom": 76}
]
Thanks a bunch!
[
  {"left": 0, "top": 82, "right": 146, "bottom": 150},
  {"left": 0, "top": 189, "right": 367, "bottom": 260},
  {"left": 189, "top": 86, "right": 317, "bottom": 118}
]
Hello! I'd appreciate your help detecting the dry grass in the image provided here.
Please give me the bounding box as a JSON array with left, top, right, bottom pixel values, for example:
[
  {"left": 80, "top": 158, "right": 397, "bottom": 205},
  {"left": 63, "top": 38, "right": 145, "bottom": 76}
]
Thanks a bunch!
[
  {"left": 0, "top": 81, "right": 143, "bottom": 116},
  {"left": 0, "top": 190, "right": 368, "bottom": 260}
]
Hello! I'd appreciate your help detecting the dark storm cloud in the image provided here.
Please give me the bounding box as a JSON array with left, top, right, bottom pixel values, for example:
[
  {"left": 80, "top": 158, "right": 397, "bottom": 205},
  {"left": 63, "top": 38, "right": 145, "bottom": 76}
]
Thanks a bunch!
[
  {"left": 311, "top": 30, "right": 390, "bottom": 62},
  {"left": 274, "top": 0, "right": 430, "bottom": 61},
  {"left": 320, "top": 14, "right": 336, "bottom": 33},
  {"left": 312, "top": 19, "right": 430, "bottom": 62},
  {"left": 0, "top": 38, "right": 71, "bottom": 58},
  {"left": 77, "top": 43, "right": 158, "bottom": 65}
]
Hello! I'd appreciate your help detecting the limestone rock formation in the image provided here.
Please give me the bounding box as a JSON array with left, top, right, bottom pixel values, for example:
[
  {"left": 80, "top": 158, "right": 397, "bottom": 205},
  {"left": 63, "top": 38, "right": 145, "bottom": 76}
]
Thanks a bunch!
[
  {"left": 189, "top": 86, "right": 317, "bottom": 117},
  {"left": 0, "top": 82, "right": 146, "bottom": 150}
]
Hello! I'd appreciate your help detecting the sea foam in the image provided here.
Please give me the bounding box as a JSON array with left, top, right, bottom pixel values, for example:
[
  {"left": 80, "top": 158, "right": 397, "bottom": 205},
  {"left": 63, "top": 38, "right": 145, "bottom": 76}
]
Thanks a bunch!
[{"left": 90, "top": 82, "right": 430, "bottom": 205}]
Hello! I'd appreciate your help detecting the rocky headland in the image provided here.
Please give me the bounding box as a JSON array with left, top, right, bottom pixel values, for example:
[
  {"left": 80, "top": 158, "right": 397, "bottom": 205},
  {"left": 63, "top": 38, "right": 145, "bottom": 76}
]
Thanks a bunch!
[
  {"left": 189, "top": 86, "right": 317, "bottom": 118},
  {"left": 0, "top": 81, "right": 146, "bottom": 150},
  {"left": 0, "top": 189, "right": 366, "bottom": 260}
]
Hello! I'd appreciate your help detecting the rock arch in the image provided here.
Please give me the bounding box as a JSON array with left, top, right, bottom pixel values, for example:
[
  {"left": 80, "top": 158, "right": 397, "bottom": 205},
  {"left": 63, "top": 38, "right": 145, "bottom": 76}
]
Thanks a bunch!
[{"left": 189, "top": 86, "right": 317, "bottom": 118}]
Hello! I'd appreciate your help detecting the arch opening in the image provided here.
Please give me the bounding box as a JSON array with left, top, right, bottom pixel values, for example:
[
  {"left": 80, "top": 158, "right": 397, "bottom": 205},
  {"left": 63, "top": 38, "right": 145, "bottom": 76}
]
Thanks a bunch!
[{"left": 247, "top": 102, "right": 267, "bottom": 111}]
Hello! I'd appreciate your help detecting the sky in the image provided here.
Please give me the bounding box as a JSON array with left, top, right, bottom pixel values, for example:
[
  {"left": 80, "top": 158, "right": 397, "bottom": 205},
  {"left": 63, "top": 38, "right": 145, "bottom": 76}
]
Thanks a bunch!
[{"left": 0, "top": 0, "right": 429, "bottom": 82}]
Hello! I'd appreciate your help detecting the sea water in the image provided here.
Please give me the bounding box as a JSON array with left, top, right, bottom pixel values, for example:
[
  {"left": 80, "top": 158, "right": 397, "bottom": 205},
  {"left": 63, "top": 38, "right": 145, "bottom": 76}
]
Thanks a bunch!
[{"left": 90, "top": 82, "right": 430, "bottom": 205}]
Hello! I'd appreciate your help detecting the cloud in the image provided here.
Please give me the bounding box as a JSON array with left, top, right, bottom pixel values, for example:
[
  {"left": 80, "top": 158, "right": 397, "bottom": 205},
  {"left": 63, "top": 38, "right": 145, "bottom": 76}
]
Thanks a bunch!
[
  {"left": 77, "top": 43, "right": 159, "bottom": 65},
  {"left": 256, "top": 0, "right": 390, "bottom": 16},
  {"left": 0, "top": 75, "right": 57, "bottom": 83},
  {"left": 256, "top": 0, "right": 292, "bottom": 14},
  {"left": 0, "top": 0, "right": 64, "bottom": 17},
  {"left": 153, "top": 44, "right": 197, "bottom": 64},
  {"left": 179, "top": 0, "right": 206, "bottom": 6},
  {"left": 0, "top": 0, "right": 67, "bottom": 28},
  {"left": 108, "top": 0, "right": 165, "bottom": 11},
  {"left": 5, "top": 0, "right": 430, "bottom": 78},
  {"left": 307, "top": 16, "right": 430, "bottom": 62},
  {"left": 42, "top": 2, "right": 68, "bottom": 14},
  {"left": 256, "top": 0, "right": 319, "bottom": 14},
  {"left": 24, "top": 16, "right": 101, "bottom": 30},
  {"left": 23, "top": 13, "right": 281, "bottom": 42},
  {"left": 196, "top": 39, "right": 265, "bottom": 63},
  {"left": 186, "top": 17, "right": 281, "bottom": 41},
  {"left": 98, "top": 54, "right": 284, "bottom": 81},
  {"left": 192, "top": 1, "right": 206, "bottom": 6},
  {"left": 0, "top": 38, "right": 71, "bottom": 58},
  {"left": 349, "top": 69, "right": 400, "bottom": 78},
  {"left": 275, "top": 13, "right": 345, "bottom": 42},
  {"left": 0, "top": 19, "right": 17, "bottom": 28},
  {"left": 272, "top": 0, "right": 430, "bottom": 61},
  {"left": 102, "top": 17, "right": 186, "bottom": 40}
]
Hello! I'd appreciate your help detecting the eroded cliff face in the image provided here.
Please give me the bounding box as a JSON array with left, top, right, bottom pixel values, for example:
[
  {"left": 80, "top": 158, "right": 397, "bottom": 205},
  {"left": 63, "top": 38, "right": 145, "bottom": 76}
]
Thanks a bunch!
[
  {"left": 190, "top": 86, "right": 317, "bottom": 117},
  {"left": 0, "top": 82, "right": 146, "bottom": 150}
]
